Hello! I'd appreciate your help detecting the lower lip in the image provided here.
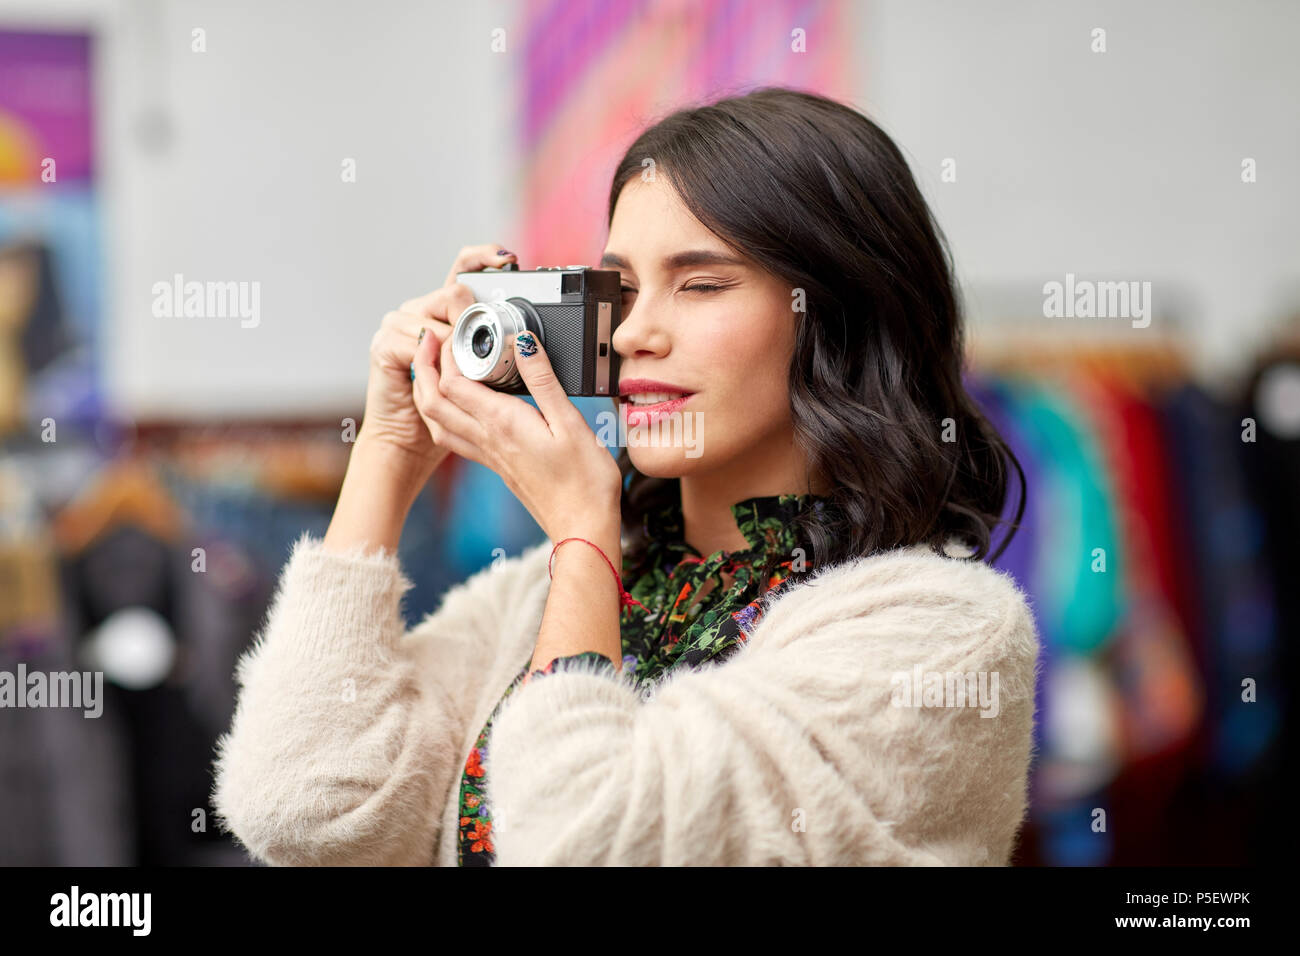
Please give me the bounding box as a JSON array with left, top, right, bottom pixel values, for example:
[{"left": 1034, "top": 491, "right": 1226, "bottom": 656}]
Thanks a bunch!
[{"left": 621, "top": 393, "right": 693, "bottom": 427}]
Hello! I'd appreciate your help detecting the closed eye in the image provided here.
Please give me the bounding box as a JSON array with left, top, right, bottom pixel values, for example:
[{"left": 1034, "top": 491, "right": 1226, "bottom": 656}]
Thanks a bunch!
[{"left": 621, "top": 282, "right": 731, "bottom": 296}]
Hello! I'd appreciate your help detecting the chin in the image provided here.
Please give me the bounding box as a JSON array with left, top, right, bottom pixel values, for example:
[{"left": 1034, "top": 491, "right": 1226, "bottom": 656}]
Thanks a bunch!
[
  {"left": 615, "top": 398, "right": 713, "bottom": 476},
  {"left": 626, "top": 443, "right": 711, "bottom": 478}
]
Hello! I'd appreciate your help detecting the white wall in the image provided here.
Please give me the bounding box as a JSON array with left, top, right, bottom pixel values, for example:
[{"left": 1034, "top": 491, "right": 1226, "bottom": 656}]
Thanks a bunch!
[
  {"left": 3, "top": 0, "right": 1296, "bottom": 417},
  {"left": 858, "top": 0, "right": 1300, "bottom": 382},
  {"left": 3, "top": 0, "right": 518, "bottom": 420}
]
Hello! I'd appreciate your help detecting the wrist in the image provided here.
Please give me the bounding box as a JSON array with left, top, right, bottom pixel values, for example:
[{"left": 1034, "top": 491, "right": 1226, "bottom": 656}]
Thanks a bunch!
[
  {"left": 550, "top": 526, "right": 622, "bottom": 574},
  {"left": 323, "top": 437, "right": 428, "bottom": 557},
  {"left": 552, "top": 523, "right": 621, "bottom": 561},
  {"left": 353, "top": 433, "right": 442, "bottom": 492},
  {"left": 547, "top": 535, "right": 626, "bottom": 609}
]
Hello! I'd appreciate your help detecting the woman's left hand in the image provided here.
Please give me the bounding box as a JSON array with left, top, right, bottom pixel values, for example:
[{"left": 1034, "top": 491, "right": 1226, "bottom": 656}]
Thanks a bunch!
[{"left": 411, "top": 326, "right": 623, "bottom": 543}]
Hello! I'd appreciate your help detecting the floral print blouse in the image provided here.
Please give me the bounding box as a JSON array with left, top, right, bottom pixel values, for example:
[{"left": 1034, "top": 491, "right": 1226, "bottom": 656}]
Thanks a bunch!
[{"left": 456, "top": 491, "right": 829, "bottom": 866}]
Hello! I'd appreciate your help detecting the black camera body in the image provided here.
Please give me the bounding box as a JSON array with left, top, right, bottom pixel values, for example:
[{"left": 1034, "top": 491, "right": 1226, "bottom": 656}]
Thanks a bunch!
[{"left": 450, "top": 264, "right": 622, "bottom": 396}]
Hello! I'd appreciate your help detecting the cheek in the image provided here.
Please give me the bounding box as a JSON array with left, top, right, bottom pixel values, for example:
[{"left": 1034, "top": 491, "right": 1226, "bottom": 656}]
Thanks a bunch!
[{"left": 703, "top": 315, "right": 791, "bottom": 418}]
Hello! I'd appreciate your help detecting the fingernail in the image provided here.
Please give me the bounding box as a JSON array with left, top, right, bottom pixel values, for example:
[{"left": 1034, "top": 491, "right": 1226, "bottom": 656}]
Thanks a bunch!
[
  {"left": 497, "top": 249, "right": 515, "bottom": 257},
  {"left": 516, "top": 331, "right": 538, "bottom": 357},
  {"left": 410, "top": 361, "right": 415, "bottom": 381},
  {"left": 417, "top": 327, "right": 427, "bottom": 345}
]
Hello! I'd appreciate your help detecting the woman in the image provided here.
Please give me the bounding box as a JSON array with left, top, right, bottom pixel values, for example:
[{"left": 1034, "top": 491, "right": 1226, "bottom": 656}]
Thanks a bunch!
[{"left": 212, "top": 87, "right": 1039, "bottom": 866}]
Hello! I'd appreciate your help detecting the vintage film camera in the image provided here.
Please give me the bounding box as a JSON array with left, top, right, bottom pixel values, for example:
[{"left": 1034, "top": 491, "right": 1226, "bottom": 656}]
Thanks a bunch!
[{"left": 450, "top": 264, "right": 622, "bottom": 396}]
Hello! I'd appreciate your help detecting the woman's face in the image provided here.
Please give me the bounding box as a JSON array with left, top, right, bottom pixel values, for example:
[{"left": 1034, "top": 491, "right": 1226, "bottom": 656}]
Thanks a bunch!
[{"left": 603, "top": 177, "right": 804, "bottom": 487}]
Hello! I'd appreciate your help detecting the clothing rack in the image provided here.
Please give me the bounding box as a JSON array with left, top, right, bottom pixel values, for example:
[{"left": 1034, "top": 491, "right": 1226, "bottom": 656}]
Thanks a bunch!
[
  {"left": 969, "top": 330, "right": 1189, "bottom": 387},
  {"left": 964, "top": 334, "right": 1284, "bottom": 866}
]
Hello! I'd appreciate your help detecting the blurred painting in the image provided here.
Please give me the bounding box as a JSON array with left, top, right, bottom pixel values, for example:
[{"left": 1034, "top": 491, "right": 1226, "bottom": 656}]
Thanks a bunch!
[{"left": 0, "top": 28, "right": 101, "bottom": 437}]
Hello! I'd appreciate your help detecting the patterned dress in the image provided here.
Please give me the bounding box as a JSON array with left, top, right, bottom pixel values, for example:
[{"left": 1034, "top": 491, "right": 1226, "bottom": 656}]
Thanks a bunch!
[{"left": 455, "top": 492, "right": 828, "bottom": 866}]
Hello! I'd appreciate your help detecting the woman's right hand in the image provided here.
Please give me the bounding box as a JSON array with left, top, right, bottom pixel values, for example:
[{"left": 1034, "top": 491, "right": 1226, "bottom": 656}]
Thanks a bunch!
[{"left": 357, "top": 243, "right": 518, "bottom": 480}]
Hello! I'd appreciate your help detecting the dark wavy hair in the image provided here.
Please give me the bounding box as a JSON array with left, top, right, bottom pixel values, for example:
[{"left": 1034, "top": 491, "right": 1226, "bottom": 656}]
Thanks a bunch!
[{"left": 609, "top": 86, "right": 1025, "bottom": 577}]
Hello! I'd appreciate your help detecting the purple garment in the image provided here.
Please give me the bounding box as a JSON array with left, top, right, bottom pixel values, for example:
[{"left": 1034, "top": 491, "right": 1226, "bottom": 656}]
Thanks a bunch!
[
  {"left": 967, "top": 376, "right": 1053, "bottom": 781},
  {"left": 966, "top": 376, "right": 1040, "bottom": 591}
]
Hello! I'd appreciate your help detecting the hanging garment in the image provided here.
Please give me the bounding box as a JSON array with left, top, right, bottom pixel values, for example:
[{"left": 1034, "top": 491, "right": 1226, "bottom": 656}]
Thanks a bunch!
[
  {"left": 1235, "top": 353, "right": 1297, "bottom": 867},
  {"left": 967, "top": 377, "right": 1053, "bottom": 823},
  {"left": 991, "top": 377, "right": 1127, "bottom": 864},
  {"left": 996, "top": 378, "right": 1126, "bottom": 655},
  {"left": 1068, "top": 372, "right": 1207, "bottom": 864},
  {"left": 0, "top": 615, "right": 137, "bottom": 866},
  {"left": 1069, "top": 372, "right": 1203, "bottom": 761},
  {"left": 59, "top": 523, "right": 255, "bottom": 864},
  {"left": 966, "top": 376, "right": 1041, "bottom": 590},
  {"left": 171, "top": 530, "right": 273, "bottom": 743},
  {"left": 0, "top": 453, "right": 135, "bottom": 865},
  {"left": 1161, "top": 381, "right": 1281, "bottom": 777}
]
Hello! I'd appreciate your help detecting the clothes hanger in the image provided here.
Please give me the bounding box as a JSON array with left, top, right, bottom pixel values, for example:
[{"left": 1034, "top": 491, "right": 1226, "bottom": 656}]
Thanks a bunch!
[{"left": 52, "top": 454, "right": 188, "bottom": 556}]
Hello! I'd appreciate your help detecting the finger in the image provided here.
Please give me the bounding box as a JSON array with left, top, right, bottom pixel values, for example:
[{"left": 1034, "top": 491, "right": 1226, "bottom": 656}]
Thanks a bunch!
[
  {"left": 436, "top": 325, "right": 546, "bottom": 435},
  {"left": 510, "top": 331, "right": 578, "bottom": 431},
  {"left": 398, "top": 283, "right": 475, "bottom": 327},
  {"left": 440, "top": 283, "right": 477, "bottom": 331},
  {"left": 377, "top": 316, "right": 445, "bottom": 392},
  {"left": 413, "top": 375, "right": 483, "bottom": 464},
  {"left": 443, "top": 243, "right": 518, "bottom": 288},
  {"left": 374, "top": 319, "right": 428, "bottom": 378},
  {"left": 411, "top": 325, "right": 485, "bottom": 444},
  {"left": 382, "top": 310, "right": 451, "bottom": 360},
  {"left": 382, "top": 305, "right": 462, "bottom": 390}
]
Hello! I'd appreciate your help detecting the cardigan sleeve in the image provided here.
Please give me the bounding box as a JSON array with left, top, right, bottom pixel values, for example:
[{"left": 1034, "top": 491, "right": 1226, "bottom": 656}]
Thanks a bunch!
[
  {"left": 211, "top": 531, "right": 546, "bottom": 866},
  {"left": 483, "top": 550, "right": 1041, "bottom": 866}
]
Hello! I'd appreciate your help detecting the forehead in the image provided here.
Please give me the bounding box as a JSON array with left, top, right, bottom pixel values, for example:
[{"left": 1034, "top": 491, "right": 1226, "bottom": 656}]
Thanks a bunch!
[{"left": 606, "top": 178, "right": 719, "bottom": 257}]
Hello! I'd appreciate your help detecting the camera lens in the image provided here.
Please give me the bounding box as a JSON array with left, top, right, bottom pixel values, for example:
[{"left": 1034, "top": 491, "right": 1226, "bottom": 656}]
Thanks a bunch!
[{"left": 451, "top": 297, "right": 544, "bottom": 389}]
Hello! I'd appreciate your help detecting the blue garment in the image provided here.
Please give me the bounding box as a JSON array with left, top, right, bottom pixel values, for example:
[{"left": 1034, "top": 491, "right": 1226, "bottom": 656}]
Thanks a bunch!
[{"left": 1159, "top": 384, "right": 1280, "bottom": 777}]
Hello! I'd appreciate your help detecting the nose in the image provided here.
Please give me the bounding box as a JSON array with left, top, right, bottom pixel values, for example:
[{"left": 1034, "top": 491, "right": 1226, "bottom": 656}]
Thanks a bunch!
[{"left": 611, "top": 296, "right": 669, "bottom": 359}]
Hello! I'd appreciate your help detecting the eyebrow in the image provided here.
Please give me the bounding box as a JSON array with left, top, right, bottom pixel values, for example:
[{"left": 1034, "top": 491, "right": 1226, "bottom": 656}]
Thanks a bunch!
[{"left": 599, "top": 250, "right": 747, "bottom": 273}]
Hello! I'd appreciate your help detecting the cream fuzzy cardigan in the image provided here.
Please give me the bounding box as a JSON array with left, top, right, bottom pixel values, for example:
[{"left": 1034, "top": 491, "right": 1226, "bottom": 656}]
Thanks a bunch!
[{"left": 211, "top": 531, "right": 1040, "bottom": 866}]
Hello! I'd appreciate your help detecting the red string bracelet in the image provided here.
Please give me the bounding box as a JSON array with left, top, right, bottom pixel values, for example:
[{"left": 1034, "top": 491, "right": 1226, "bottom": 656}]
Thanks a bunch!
[{"left": 548, "top": 537, "right": 647, "bottom": 611}]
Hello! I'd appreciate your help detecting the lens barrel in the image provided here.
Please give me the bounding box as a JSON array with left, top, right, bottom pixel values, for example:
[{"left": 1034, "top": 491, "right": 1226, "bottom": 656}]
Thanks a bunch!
[{"left": 450, "top": 297, "right": 544, "bottom": 388}]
